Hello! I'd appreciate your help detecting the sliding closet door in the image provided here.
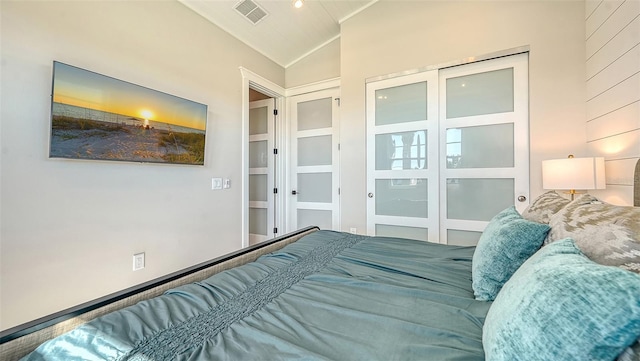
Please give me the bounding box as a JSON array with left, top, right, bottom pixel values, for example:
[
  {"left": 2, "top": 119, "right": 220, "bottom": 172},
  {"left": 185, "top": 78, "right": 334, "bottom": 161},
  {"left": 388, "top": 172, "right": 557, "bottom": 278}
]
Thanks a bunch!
[
  {"left": 366, "top": 53, "right": 529, "bottom": 245},
  {"left": 439, "top": 53, "right": 529, "bottom": 245},
  {"left": 289, "top": 88, "right": 340, "bottom": 231},
  {"left": 248, "top": 99, "right": 275, "bottom": 245},
  {"left": 366, "top": 71, "right": 439, "bottom": 241}
]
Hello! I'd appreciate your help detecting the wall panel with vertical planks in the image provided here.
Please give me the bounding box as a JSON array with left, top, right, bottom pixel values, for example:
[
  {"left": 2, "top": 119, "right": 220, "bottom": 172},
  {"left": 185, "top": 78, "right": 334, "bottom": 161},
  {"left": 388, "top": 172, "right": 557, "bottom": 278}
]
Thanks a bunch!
[{"left": 586, "top": 0, "right": 640, "bottom": 206}]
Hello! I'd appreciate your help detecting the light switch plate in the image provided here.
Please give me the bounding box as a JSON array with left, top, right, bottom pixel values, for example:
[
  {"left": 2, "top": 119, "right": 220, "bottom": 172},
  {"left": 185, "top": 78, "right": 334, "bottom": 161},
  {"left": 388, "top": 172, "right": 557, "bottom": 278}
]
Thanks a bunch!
[{"left": 212, "top": 178, "right": 223, "bottom": 190}]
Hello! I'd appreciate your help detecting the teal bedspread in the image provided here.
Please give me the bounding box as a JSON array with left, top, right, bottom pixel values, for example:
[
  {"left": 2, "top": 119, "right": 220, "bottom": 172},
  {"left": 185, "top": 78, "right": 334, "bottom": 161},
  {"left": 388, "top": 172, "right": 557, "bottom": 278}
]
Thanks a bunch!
[{"left": 24, "top": 231, "right": 491, "bottom": 360}]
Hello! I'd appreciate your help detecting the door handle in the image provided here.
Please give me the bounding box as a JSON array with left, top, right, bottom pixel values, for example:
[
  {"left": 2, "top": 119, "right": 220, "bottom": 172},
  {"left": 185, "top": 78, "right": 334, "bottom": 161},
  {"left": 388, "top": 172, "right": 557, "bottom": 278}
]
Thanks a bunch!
[
  {"left": 368, "top": 192, "right": 374, "bottom": 198},
  {"left": 517, "top": 195, "right": 527, "bottom": 202},
  {"left": 292, "top": 190, "right": 298, "bottom": 195}
]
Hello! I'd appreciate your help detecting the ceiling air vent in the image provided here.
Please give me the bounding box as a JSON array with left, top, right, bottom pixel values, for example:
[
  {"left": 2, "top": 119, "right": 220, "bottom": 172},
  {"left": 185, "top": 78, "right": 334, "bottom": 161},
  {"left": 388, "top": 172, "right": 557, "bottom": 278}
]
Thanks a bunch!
[{"left": 234, "top": 0, "right": 268, "bottom": 25}]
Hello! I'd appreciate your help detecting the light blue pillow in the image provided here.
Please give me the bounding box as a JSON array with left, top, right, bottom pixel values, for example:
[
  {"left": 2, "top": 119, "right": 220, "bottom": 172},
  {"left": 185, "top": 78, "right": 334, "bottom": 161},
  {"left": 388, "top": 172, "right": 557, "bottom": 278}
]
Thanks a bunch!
[
  {"left": 471, "top": 206, "right": 550, "bottom": 301},
  {"left": 483, "top": 238, "right": 640, "bottom": 361}
]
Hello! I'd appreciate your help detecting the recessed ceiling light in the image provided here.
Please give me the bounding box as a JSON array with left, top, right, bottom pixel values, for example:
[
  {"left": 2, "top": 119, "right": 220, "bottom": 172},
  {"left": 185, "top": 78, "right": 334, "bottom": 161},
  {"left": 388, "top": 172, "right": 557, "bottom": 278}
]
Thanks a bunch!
[{"left": 293, "top": 0, "right": 303, "bottom": 9}]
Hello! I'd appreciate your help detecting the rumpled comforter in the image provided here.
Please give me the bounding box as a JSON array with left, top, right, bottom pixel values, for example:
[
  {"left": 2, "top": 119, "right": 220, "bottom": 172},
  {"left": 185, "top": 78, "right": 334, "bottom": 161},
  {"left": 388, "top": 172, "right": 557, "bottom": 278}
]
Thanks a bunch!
[{"left": 24, "top": 230, "right": 490, "bottom": 361}]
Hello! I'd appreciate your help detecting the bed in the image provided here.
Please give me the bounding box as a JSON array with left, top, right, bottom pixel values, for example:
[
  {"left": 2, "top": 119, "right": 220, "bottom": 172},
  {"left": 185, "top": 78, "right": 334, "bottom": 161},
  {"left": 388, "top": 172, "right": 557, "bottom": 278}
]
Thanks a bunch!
[
  {"left": 1, "top": 164, "right": 639, "bottom": 360},
  {"left": 2, "top": 229, "right": 490, "bottom": 360}
]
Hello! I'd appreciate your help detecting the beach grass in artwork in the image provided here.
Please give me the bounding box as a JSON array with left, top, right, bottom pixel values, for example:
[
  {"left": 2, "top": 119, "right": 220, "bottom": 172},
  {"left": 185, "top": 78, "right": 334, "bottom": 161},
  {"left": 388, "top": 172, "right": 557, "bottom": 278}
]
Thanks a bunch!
[{"left": 49, "top": 62, "right": 207, "bottom": 165}]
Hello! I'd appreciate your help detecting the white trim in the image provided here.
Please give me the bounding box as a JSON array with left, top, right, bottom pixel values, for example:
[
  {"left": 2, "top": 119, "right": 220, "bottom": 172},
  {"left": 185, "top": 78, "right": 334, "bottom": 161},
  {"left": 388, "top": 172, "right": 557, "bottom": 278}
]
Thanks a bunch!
[
  {"left": 240, "top": 67, "right": 286, "bottom": 248},
  {"left": 240, "top": 67, "right": 286, "bottom": 96},
  {"left": 296, "top": 165, "right": 334, "bottom": 173},
  {"left": 444, "top": 220, "right": 487, "bottom": 233},
  {"left": 370, "top": 215, "right": 431, "bottom": 229},
  {"left": 372, "top": 121, "right": 429, "bottom": 135},
  {"left": 338, "top": 0, "right": 379, "bottom": 24},
  {"left": 284, "top": 35, "right": 341, "bottom": 69},
  {"left": 296, "top": 128, "right": 333, "bottom": 138},
  {"left": 365, "top": 45, "right": 531, "bottom": 83},
  {"left": 285, "top": 78, "right": 340, "bottom": 97},
  {"left": 295, "top": 202, "right": 334, "bottom": 211},
  {"left": 248, "top": 134, "right": 268, "bottom": 142}
]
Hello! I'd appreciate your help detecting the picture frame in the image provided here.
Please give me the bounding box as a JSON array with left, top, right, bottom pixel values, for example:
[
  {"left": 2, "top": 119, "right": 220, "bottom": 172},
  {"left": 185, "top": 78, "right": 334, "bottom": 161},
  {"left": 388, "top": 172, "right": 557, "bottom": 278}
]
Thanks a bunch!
[{"left": 49, "top": 61, "right": 208, "bottom": 165}]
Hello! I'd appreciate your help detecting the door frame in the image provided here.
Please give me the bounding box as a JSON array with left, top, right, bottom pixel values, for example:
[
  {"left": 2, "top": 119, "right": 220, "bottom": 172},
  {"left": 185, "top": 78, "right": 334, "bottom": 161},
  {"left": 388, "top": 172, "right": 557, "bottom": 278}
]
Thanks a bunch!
[
  {"left": 241, "top": 71, "right": 340, "bottom": 246},
  {"left": 240, "top": 67, "right": 286, "bottom": 248}
]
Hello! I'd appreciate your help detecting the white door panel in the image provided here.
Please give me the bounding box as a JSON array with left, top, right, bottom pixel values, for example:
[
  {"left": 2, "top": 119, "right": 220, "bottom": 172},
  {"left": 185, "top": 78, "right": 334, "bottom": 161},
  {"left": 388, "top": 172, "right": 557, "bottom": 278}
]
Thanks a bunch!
[
  {"left": 248, "top": 99, "right": 275, "bottom": 245},
  {"left": 366, "top": 70, "right": 440, "bottom": 241},
  {"left": 289, "top": 88, "right": 340, "bottom": 231},
  {"left": 440, "top": 53, "right": 529, "bottom": 245}
]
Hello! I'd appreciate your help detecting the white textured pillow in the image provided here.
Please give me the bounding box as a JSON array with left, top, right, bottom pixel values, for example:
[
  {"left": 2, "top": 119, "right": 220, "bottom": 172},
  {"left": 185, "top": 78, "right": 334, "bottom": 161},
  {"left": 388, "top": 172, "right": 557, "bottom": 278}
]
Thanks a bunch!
[
  {"left": 521, "top": 191, "right": 570, "bottom": 224},
  {"left": 547, "top": 194, "right": 640, "bottom": 273}
]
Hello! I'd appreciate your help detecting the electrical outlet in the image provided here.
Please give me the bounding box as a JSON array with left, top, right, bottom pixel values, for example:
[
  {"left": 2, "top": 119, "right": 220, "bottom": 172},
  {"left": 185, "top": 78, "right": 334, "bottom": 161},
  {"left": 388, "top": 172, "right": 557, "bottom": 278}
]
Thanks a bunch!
[
  {"left": 133, "top": 252, "right": 145, "bottom": 271},
  {"left": 349, "top": 227, "right": 357, "bottom": 234}
]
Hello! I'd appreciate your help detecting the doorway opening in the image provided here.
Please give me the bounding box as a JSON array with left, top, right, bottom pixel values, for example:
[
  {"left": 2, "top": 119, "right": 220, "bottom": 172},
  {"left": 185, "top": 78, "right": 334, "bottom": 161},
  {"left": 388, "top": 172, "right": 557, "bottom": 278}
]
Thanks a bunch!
[
  {"left": 248, "top": 89, "right": 277, "bottom": 245},
  {"left": 240, "top": 67, "right": 286, "bottom": 248}
]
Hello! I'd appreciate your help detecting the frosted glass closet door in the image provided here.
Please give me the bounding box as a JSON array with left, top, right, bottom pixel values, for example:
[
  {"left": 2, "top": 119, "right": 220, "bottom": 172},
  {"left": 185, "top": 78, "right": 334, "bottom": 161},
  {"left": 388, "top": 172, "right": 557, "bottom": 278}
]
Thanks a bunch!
[
  {"left": 366, "top": 70, "right": 439, "bottom": 241},
  {"left": 248, "top": 99, "right": 275, "bottom": 245},
  {"left": 440, "top": 53, "right": 530, "bottom": 246},
  {"left": 289, "top": 88, "right": 340, "bottom": 231}
]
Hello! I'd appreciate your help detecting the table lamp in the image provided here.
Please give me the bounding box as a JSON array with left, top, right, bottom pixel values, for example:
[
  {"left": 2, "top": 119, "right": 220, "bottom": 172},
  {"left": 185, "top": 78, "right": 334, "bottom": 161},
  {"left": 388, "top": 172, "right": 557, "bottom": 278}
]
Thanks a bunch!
[{"left": 542, "top": 155, "right": 605, "bottom": 200}]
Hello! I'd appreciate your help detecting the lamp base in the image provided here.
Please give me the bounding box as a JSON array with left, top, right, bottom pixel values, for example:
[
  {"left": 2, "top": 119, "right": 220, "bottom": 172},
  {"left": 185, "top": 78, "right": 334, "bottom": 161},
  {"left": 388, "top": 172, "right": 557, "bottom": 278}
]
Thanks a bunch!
[{"left": 562, "top": 190, "right": 583, "bottom": 200}]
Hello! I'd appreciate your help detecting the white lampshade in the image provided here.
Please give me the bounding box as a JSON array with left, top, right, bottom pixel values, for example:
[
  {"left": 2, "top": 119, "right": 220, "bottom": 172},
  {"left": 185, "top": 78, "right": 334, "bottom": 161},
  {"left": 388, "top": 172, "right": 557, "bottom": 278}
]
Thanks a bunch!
[{"left": 542, "top": 157, "right": 606, "bottom": 191}]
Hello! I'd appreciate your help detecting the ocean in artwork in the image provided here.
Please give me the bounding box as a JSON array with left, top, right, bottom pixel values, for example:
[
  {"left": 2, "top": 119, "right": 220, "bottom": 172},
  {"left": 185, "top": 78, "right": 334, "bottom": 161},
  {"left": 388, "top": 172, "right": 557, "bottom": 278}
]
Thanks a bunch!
[{"left": 50, "top": 103, "right": 206, "bottom": 165}]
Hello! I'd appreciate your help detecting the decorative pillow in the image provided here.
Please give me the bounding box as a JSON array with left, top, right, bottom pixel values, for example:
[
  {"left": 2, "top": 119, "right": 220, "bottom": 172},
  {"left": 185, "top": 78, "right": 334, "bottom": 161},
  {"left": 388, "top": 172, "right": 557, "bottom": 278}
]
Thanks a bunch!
[
  {"left": 483, "top": 238, "right": 640, "bottom": 361},
  {"left": 547, "top": 195, "right": 640, "bottom": 273},
  {"left": 521, "top": 191, "right": 570, "bottom": 224},
  {"left": 471, "top": 206, "right": 550, "bottom": 301}
]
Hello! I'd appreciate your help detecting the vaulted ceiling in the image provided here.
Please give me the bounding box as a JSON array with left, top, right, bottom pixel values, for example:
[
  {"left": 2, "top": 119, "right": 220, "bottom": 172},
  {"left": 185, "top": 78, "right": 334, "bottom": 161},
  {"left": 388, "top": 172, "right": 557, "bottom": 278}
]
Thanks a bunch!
[{"left": 179, "top": 0, "right": 378, "bottom": 68}]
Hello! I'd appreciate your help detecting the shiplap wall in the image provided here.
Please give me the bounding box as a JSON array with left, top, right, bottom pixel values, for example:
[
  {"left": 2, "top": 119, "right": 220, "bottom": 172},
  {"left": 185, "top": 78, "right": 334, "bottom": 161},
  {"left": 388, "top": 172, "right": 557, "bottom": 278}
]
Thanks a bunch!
[{"left": 585, "top": 0, "right": 640, "bottom": 206}]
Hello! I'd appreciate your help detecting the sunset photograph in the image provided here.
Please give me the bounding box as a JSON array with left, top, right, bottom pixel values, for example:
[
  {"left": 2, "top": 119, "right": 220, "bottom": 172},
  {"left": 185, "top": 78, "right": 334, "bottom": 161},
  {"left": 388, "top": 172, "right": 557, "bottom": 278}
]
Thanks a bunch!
[{"left": 49, "top": 61, "right": 207, "bottom": 165}]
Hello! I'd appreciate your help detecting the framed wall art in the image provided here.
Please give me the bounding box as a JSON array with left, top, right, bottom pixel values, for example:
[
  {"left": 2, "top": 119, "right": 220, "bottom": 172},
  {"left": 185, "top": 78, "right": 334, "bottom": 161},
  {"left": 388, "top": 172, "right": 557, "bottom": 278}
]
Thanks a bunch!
[{"left": 49, "top": 61, "right": 208, "bottom": 165}]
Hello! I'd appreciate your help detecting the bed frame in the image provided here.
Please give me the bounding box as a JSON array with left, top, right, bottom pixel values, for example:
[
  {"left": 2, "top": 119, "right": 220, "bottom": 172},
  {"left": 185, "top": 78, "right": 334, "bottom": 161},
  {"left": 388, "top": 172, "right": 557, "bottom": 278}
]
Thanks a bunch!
[
  {"left": 0, "top": 226, "right": 319, "bottom": 361},
  {"left": 634, "top": 159, "right": 639, "bottom": 207}
]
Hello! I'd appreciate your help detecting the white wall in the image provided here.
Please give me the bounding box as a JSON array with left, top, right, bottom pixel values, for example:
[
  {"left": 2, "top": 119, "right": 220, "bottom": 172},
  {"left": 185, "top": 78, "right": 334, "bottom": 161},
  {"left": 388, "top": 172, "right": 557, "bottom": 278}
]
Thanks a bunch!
[
  {"left": 337, "top": 0, "right": 587, "bottom": 234},
  {"left": 585, "top": 0, "right": 640, "bottom": 206},
  {"left": 285, "top": 38, "right": 341, "bottom": 88},
  {"left": 0, "top": 1, "right": 284, "bottom": 331}
]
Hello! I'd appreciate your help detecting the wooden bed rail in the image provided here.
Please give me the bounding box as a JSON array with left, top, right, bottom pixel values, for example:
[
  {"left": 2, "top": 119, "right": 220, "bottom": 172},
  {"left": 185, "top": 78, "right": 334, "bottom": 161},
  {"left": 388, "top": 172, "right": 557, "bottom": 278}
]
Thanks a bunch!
[{"left": 0, "top": 226, "right": 319, "bottom": 360}]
